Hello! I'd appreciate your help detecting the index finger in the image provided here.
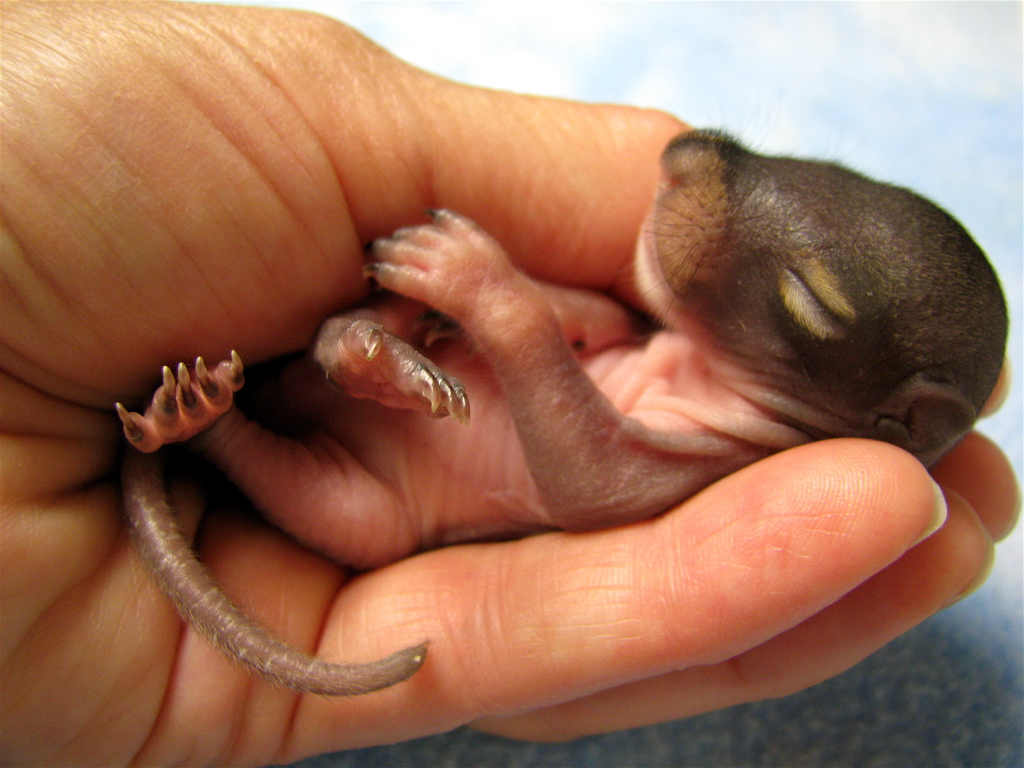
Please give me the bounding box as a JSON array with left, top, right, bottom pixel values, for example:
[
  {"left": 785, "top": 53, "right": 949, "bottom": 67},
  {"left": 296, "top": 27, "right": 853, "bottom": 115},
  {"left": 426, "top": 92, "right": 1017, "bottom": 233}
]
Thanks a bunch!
[{"left": 264, "top": 439, "right": 943, "bottom": 758}]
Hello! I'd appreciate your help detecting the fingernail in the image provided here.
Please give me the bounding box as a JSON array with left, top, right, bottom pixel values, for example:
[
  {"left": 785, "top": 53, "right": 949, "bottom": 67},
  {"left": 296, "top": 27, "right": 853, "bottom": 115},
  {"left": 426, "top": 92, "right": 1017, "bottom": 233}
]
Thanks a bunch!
[{"left": 910, "top": 478, "right": 948, "bottom": 548}]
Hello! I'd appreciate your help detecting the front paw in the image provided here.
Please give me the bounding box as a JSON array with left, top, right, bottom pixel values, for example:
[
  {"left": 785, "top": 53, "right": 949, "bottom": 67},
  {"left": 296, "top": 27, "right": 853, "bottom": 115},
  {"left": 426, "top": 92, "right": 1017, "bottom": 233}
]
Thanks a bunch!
[
  {"left": 366, "top": 210, "right": 516, "bottom": 323},
  {"left": 314, "top": 315, "right": 470, "bottom": 424},
  {"left": 117, "top": 352, "right": 244, "bottom": 452}
]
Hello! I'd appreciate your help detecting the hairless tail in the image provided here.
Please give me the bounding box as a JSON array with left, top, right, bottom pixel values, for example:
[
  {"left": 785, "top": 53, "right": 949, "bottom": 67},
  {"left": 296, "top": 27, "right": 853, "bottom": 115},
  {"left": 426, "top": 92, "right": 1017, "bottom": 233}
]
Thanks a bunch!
[{"left": 120, "top": 449, "right": 427, "bottom": 696}]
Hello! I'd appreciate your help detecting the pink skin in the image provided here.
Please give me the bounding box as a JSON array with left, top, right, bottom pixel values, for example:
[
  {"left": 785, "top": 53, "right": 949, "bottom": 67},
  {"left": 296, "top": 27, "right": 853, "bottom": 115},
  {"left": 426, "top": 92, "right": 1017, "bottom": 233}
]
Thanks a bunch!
[
  {"left": 117, "top": 210, "right": 793, "bottom": 695},
  {"left": 122, "top": 212, "right": 783, "bottom": 569},
  {"left": 116, "top": 353, "right": 244, "bottom": 452},
  {"left": 117, "top": 193, "right": 1007, "bottom": 699},
  {"left": 115, "top": 133, "right": 1006, "bottom": 701}
]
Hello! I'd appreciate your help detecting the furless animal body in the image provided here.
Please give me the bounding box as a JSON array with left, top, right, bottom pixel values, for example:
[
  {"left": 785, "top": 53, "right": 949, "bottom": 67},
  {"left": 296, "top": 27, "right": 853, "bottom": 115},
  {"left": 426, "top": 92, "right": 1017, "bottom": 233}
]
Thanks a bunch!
[{"left": 117, "top": 130, "right": 1008, "bottom": 696}]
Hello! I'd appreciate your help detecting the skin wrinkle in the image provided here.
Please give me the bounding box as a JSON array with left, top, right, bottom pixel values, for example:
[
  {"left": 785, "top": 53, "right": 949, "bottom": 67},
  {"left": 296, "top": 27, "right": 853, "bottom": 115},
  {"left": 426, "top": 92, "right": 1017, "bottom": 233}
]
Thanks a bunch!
[
  {"left": 159, "top": 17, "right": 334, "bottom": 284},
  {"left": 17, "top": 542, "right": 125, "bottom": 757},
  {"left": 87, "top": 12, "right": 348, "bottom": 360},
  {"left": 148, "top": 511, "right": 303, "bottom": 765},
  {"left": 0, "top": 229, "right": 32, "bottom": 332},
  {"left": 1, "top": 152, "right": 96, "bottom": 347},
  {"left": 689, "top": 447, "right": 920, "bottom": 655},
  {"left": 126, "top": 496, "right": 208, "bottom": 765},
  {"left": 1, "top": 4, "right": 1015, "bottom": 762},
  {"left": 76, "top": 556, "right": 173, "bottom": 764},
  {"left": 123, "top": 74, "right": 276, "bottom": 296},
  {"left": 412, "top": 545, "right": 529, "bottom": 716},
  {"left": 475, "top": 488, "right": 988, "bottom": 743},
  {"left": 307, "top": 51, "right": 425, "bottom": 245},
  {"left": 501, "top": 516, "right": 775, "bottom": 713},
  {"left": 2, "top": 481, "right": 123, "bottom": 649},
  {"left": 8, "top": 87, "right": 216, "bottom": 403},
  {"left": 57, "top": 52, "right": 186, "bottom": 272}
]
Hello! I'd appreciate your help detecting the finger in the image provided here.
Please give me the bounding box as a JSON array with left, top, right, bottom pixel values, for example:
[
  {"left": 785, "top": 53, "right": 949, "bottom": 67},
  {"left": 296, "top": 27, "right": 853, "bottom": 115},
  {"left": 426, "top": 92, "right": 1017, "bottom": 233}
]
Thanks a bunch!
[
  {"left": 130, "top": 505, "right": 353, "bottom": 766},
  {"left": 269, "top": 439, "right": 944, "bottom": 756},
  {"left": 269, "top": 9, "right": 685, "bottom": 288},
  {"left": 931, "top": 431, "right": 1020, "bottom": 542},
  {"left": 4, "top": 2, "right": 683, "bottom": 407},
  {"left": 473, "top": 485, "right": 992, "bottom": 740}
]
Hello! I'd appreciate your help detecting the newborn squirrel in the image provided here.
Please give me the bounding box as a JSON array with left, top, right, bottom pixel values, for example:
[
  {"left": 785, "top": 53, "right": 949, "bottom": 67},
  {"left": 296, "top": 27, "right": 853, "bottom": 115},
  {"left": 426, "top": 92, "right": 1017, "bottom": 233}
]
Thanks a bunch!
[{"left": 117, "top": 129, "right": 1007, "bottom": 696}]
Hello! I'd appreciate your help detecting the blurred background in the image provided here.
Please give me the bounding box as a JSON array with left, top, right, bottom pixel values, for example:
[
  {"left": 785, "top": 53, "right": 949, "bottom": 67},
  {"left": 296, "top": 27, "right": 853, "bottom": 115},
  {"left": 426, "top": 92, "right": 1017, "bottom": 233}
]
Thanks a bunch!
[{"left": 216, "top": 2, "right": 1021, "bottom": 765}]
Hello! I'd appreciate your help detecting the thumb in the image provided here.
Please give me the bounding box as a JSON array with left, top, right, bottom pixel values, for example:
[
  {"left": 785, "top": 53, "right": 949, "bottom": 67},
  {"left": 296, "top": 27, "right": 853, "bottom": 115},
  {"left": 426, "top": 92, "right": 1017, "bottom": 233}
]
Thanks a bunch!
[
  {"left": 228, "top": 5, "right": 687, "bottom": 287},
  {"left": 2, "top": 1, "right": 683, "bottom": 404}
]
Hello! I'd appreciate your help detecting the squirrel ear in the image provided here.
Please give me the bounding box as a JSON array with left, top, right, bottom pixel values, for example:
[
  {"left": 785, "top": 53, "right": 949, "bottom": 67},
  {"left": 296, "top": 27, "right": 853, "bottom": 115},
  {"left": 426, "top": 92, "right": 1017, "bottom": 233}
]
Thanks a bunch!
[{"left": 872, "top": 377, "right": 977, "bottom": 466}]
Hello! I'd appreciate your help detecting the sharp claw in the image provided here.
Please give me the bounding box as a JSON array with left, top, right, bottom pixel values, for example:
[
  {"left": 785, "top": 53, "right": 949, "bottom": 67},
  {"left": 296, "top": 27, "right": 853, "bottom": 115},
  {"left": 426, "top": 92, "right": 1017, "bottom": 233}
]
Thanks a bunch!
[
  {"left": 422, "top": 376, "right": 441, "bottom": 413},
  {"left": 436, "top": 376, "right": 452, "bottom": 401},
  {"left": 365, "top": 327, "right": 383, "bottom": 360},
  {"left": 177, "top": 363, "right": 197, "bottom": 409},
  {"left": 157, "top": 367, "right": 178, "bottom": 415},
  {"left": 115, "top": 402, "right": 145, "bottom": 441},
  {"left": 195, "top": 356, "right": 220, "bottom": 398},
  {"left": 449, "top": 384, "right": 468, "bottom": 425},
  {"left": 229, "top": 350, "right": 244, "bottom": 385}
]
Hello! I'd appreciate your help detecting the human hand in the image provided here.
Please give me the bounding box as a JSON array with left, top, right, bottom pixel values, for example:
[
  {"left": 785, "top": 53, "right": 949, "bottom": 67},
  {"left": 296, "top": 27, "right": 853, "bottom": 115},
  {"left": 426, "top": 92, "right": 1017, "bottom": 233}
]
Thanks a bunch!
[{"left": 1, "top": 2, "right": 1017, "bottom": 765}]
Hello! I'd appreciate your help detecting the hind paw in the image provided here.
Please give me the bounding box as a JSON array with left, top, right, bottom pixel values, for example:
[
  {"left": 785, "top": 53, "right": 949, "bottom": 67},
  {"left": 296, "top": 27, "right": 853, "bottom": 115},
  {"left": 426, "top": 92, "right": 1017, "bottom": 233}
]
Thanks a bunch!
[
  {"left": 117, "top": 351, "right": 245, "bottom": 452},
  {"left": 315, "top": 316, "right": 470, "bottom": 424}
]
